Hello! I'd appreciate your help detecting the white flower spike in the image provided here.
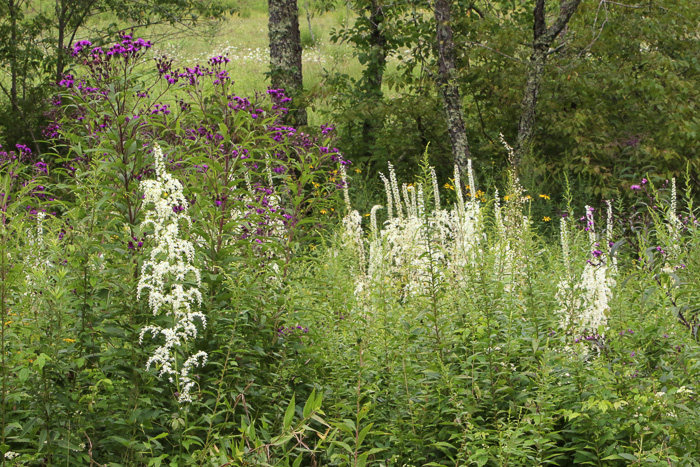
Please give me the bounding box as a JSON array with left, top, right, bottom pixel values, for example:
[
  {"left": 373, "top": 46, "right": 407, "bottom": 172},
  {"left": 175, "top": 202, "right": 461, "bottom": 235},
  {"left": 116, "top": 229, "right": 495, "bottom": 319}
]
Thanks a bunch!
[{"left": 137, "top": 143, "right": 207, "bottom": 403}]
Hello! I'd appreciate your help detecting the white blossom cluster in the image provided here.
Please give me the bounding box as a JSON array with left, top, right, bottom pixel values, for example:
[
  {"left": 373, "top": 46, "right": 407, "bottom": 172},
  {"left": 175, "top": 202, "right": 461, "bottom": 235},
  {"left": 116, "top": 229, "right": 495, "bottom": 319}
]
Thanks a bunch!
[
  {"left": 556, "top": 206, "right": 615, "bottom": 337},
  {"left": 447, "top": 160, "right": 482, "bottom": 277},
  {"left": 490, "top": 137, "right": 531, "bottom": 292},
  {"left": 491, "top": 180, "right": 530, "bottom": 292},
  {"left": 22, "top": 211, "right": 55, "bottom": 310},
  {"left": 137, "top": 143, "right": 207, "bottom": 403},
  {"left": 353, "top": 161, "right": 482, "bottom": 299},
  {"left": 664, "top": 177, "right": 682, "bottom": 264}
]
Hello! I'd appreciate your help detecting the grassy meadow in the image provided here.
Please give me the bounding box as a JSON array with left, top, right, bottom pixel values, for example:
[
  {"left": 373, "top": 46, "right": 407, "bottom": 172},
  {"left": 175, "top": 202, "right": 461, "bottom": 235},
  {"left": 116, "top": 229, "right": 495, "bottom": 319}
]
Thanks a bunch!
[{"left": 79, "top": 0, "right": 363, "bottom": 127}]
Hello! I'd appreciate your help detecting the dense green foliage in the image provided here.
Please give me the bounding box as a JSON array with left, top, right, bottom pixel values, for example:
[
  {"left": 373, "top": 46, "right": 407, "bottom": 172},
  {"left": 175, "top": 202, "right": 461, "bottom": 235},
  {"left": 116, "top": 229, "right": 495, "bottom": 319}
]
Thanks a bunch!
[
  {"left": 0, "top": 0, "right": 234, "bottom": 145},
  {"left": 1, "top": 1, "right": 699, "bottom": 465},
  {"left": 323, "top": 0, "right": 699, "bottom": 200},
  {"left": 1, "top": 38, "right": 700, "bottom": 465}
]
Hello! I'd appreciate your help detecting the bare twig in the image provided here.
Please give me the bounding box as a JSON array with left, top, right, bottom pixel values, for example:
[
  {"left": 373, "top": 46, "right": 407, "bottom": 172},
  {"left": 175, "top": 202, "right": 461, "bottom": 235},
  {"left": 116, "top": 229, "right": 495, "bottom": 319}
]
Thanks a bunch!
[
  {"left": 464, "top": 41, "right": 529, "bottom": 65},
  {"left": 603, "top": 0, "right": 644, "bottom": 8},
  {"left": 83, "top": 431, "right": 105, "bottom": 467}
]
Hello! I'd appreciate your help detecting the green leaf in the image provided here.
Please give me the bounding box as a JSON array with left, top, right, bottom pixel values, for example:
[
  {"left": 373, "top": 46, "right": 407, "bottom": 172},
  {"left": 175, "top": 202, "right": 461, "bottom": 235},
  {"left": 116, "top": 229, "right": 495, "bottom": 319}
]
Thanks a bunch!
[
  {"left": 357, "top": 423, "right": 373, "bottom": 448},
  {"left": 303, "top": 389, "right": 316, "bottom": 418},
  {"left": 38, "top": 429, "right": 47, "bottom": 451},
  {"left": 333, "top": 440, "right": 353, "bottom": 454},
  {"left": 18, "top": 367, "right": 30, "bottom": 382},
  {"left": 35, "top": 353, "right": 50, "bottom": 371},
  {"left": 284, "top": 394, "right": 296, "bottom": 430}
]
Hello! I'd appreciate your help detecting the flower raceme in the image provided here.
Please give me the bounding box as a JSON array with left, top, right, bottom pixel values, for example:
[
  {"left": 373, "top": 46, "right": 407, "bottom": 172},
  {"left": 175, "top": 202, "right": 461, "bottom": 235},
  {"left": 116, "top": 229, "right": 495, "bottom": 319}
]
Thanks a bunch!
[
  {"left": 137, "top": 143, "right": 206, "bottom": 403},
  {"left": 556, "top": 205, "right": 615, "bottom": 339},
  {"left": 355, "top": 161, "right": 482, "bottom": 299}
]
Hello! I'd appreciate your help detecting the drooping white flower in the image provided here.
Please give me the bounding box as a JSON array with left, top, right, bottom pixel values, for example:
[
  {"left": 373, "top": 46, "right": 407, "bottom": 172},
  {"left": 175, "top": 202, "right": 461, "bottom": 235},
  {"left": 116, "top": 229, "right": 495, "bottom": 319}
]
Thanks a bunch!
[{"left": 137, "top": 143, "right": 206, "bottom": 403}]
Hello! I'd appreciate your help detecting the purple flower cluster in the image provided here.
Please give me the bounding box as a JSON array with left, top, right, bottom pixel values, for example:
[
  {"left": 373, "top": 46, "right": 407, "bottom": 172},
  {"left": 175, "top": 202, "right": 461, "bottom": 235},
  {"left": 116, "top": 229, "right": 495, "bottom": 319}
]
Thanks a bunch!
[
  {"left": 41, "top": 33, "right": 351, "bottom": 260},
  {"left": 277, "top": 325, "right": 309, "bottom": 337},
  {"left": 128, "top": 236, "right": 144, "bottom": 251},
  {"left": 574, "top": 333, "right": 602, "bottom": 343},
  {"left": 630, "top": 178, "right": 647, "bottom": 191},
  {"left": 71, "top": 35, "right": 152, "bottom": 60},
  {"left": 0, "top": 143, "right": 31, "bottom": 165},
  {"left": 267, "top": 88, "right": 292, "bottom": 114},
  {"left": 150, "top": 103, "right": 171, "bottom": 116}
]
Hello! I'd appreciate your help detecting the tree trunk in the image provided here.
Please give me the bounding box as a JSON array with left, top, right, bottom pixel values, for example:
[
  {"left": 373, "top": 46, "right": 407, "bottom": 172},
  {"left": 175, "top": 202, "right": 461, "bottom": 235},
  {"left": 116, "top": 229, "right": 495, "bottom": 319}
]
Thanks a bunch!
[
  {"left": 362, "top": 0, "right": 386, "bottom": 94},
  {"left": 8, "top": 0, "right": 18, "bottom": 111},
  {"left": 359, "top": 0, "right": 387, "bottom": 160},
  {"left": 55, "top": 1, "right": 68, "bottom": 83},
  {"left": 514, "top": 0, "right": 583, "bottom": 167},
  {"left": 433, "top": 0, "right": 470, "bottom": 178},
  {"left": 268, "top": 0, "right": 307, "bottom": 126}
]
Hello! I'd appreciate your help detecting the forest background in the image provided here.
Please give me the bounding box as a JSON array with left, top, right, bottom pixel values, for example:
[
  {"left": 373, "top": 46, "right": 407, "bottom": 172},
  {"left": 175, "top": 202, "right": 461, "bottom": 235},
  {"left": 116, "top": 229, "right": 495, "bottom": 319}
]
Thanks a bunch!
[{"left": 1, "top": 0, "right": 698, "bottom": 202}]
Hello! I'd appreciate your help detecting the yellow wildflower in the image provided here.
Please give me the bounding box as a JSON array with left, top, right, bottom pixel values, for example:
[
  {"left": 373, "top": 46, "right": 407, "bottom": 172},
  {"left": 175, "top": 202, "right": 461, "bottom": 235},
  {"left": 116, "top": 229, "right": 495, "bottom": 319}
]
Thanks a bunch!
[
  {"left": 63, "top": 338, "right": 76, "bottom": 343},
  {"left": 354, "top": 168, "right": 361, "bottom": 173},
  {"left": 444, "top": 183, "right": 455, "bottom": 190},
  {"left": 320, "top": 209, "right": 327, "bottom": 214},
  {"left": 543, "top": 216, "right": 551, "bottom": 222},
  {"left": 539, "top": 194, "right": 550, "bottom": 200}
]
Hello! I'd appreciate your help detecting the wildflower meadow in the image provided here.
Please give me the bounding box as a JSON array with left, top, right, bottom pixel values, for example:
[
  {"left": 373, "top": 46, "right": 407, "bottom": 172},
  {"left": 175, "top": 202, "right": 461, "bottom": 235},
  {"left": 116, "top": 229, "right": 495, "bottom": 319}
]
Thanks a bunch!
[{"left": 1, "top": 34, "right": 700, "bottom": 467}]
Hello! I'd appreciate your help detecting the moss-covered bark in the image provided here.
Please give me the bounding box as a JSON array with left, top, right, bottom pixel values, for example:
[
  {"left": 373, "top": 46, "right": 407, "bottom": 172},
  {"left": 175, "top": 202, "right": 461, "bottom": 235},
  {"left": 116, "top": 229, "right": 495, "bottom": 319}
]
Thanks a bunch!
[
  {"left": 434, "top": 0, "right": 470, "bottom": 177},
  {"left": 515, "top": 0, "right": 583, "bottom": 167},
  {"left": 268, "top": 0, "right": 307, "bottom": 126}
]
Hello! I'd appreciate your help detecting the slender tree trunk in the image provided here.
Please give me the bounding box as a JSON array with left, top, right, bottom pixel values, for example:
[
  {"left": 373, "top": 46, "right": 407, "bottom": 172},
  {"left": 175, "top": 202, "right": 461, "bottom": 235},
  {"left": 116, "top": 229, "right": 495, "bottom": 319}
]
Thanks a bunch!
[
  {"left": 434, "top": 0, "right": 470, "bottom": 177},
  {"left": 363, "top": 0, "right": 386, "bottom": 94},
  {"left": 268, "top": 0, "right": 307, "bottom": 126},
  {"left": 514, "top": 0, "right": 582, "bottom": 167},
  {"left": 55, "top": 1, "right": 67, "bottom": 83},
  {"left": 8, "top": 0, "right": 19, "bottom": 111},
  {"left": 360, "top": 0, "right": 387, "bottom": 160}
]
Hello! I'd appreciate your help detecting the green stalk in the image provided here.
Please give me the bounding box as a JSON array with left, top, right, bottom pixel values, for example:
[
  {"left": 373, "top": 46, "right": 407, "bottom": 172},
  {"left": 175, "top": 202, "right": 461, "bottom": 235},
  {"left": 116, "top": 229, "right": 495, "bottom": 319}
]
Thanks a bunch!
[{"left": 1, "top": 227, "right": 7, "bottom": 466}]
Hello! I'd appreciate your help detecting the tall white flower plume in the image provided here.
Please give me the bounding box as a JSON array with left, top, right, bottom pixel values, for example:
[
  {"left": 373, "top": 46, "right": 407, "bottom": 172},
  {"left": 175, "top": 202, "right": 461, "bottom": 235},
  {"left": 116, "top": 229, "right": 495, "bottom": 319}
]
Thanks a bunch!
[
  {"left": 137, "top": 143, "right": 207, "bottom": 404},
  {"left": 557, "top": 206, "right": 615, "bottom": 338}
]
